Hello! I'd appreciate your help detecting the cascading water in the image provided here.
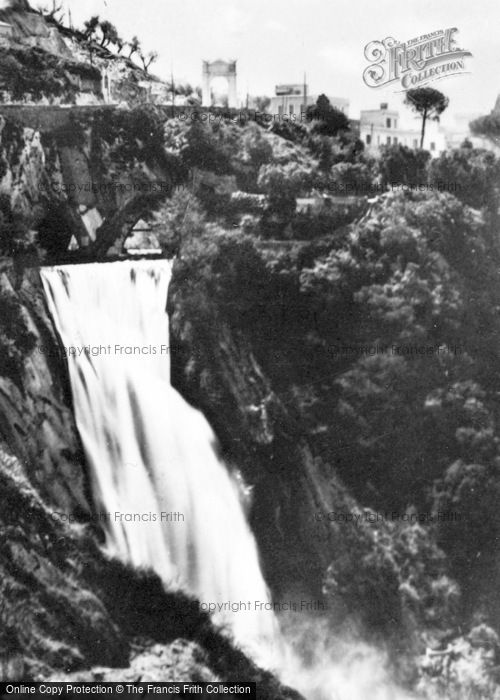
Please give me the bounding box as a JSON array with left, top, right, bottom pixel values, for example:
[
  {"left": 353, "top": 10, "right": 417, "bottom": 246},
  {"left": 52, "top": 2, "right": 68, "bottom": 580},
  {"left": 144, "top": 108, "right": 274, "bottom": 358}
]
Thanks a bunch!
[
  {"left": 40, "top": 260, "right": 281, "bottom": 663},
  {"left": 40, "top": 259, "right": 416, "bottom": 700}
]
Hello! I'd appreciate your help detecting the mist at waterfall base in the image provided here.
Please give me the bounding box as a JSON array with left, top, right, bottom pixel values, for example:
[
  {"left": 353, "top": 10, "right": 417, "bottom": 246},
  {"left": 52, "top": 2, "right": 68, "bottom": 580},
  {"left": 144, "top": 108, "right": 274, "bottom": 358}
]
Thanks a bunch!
[{"left": 40, "top": 260, "right": 417, "bottom": 700}]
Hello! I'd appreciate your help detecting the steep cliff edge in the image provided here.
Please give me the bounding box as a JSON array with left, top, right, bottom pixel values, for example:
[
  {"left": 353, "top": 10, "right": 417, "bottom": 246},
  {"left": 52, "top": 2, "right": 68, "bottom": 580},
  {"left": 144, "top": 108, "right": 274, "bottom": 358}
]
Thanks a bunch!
[
  {"left": 0, "top": 261, "right": 88, "bottom": 511},
  {"left": 0, "top": 107, "right": 180, "bottom": 260},
  {"left": 0, "top": 1, "right": 169, "bottom": 106},
  {"left": 0, "top": 110, "right": 301, "bottom": 693}
]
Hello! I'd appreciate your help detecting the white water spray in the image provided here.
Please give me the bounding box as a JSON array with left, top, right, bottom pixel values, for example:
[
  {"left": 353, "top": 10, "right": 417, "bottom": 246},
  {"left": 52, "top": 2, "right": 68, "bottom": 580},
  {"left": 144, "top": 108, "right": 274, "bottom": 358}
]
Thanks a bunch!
[{"left": 40, "top": 260, "right": 280, "bottom": 661}]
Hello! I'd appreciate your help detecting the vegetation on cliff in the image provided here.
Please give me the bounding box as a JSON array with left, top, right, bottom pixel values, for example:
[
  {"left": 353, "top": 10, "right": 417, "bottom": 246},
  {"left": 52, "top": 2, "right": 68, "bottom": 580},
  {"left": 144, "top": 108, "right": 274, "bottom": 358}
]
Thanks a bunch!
[
  {"left": 1, "top": 96, "right": 500, "bottom": 695},
  {"left": 164, "top": 115, "right": 500, "bottom": 696},
  {"left": 0, "top": 46, "right": 101, "bottom": 103}
]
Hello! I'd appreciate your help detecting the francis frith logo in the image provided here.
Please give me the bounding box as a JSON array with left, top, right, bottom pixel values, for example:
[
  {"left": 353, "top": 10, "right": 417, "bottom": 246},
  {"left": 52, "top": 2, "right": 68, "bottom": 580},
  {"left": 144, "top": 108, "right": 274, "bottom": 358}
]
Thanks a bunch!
[{"left": 363, "top": 28, "right": 472, "bottom": 90}]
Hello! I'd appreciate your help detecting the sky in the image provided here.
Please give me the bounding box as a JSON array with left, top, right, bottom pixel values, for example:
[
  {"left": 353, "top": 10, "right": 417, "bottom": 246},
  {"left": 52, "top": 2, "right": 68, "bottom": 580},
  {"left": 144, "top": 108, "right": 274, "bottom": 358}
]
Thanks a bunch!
[{"left": 53, "top": 0, "right": 500, "bottom": 128}]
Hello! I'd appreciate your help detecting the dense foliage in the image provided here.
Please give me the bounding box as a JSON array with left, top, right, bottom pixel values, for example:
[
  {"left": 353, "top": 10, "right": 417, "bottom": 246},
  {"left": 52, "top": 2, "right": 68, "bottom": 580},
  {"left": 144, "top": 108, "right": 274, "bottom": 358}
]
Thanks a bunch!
[
  {"left": 306, "top": 94, "right": 350, "bottom": 136},
  {"left": 0, "top": 47, "right": 101, "bottom": 102},
  {"left": 470, "top": 112, "right": 500, "bottom": 148},
  {"left": 171, "top": 124, "right": 500, "bottom": 670}
]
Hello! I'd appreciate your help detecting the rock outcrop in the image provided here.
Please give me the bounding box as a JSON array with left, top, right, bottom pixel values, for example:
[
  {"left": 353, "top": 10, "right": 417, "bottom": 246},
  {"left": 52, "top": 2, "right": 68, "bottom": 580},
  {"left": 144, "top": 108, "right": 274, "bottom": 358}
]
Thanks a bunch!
[{"left": 0, "top": 443, "right": 303, "bottom": 699}]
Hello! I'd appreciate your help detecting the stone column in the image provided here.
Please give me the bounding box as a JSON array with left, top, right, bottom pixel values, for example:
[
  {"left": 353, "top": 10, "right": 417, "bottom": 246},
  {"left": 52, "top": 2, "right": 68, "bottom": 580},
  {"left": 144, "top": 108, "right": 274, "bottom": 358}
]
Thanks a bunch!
[{"left": 202, "top": 61, "right": 211, "bottom": 106}]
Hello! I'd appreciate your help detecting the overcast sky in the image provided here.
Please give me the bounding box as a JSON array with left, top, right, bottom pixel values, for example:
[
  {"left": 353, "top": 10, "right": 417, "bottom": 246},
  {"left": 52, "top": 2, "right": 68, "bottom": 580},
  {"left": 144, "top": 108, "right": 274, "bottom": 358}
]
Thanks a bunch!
[{"left": 58, "top": 0, "right": 499, "bottom": 127}]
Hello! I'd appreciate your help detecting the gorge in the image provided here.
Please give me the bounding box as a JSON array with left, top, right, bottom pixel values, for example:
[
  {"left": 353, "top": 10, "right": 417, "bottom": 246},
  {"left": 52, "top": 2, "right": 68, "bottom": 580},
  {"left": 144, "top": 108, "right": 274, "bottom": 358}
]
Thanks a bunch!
[
  {"left": 1, "top": 89, "right": 500, "bottom": 698},
  {"left": 36, "top": 259, "right": 416, "bottom": 700}
]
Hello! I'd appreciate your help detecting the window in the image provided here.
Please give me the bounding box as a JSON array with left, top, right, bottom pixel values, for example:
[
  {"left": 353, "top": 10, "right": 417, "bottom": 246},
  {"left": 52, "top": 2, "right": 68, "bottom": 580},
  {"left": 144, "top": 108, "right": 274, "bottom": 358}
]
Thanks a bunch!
[
  {"left": 386, "top": 136, "right": 391, "bottom": 145},
  {"left": 413, "top": 139, "right": 418, "bottom": 148},
  {"left": 366, "top": 134, "right": 371, "bottom": 145},
  {"left": 278, "top": 105, "right": 283, "bottom": 116},
  {"left": 386, "top": 118, "right": 391, "bottom": 128},
  {"left": 393, "top": 136, "right": 398, "bottom": 145},
  {"left": 430, "top": 142, "right": 436, "bottom": 151},
  {"left": 289, "top": 104, "right": 294, "bottom": 115},
  {"left": 394, "top": 119, "right": 397, "bottom": 128}
]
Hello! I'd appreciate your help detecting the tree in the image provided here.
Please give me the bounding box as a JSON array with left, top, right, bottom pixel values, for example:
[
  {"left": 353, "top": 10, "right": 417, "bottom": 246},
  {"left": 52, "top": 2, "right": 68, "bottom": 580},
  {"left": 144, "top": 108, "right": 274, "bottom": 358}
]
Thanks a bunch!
[
  {"left": 182, "top": 121, "right": 231, "bottom": 174},
  {"left": 470, "top": 112, "right": 500, "bottom": 148},
  {"left": 139, "top": 50, "right": 158, "bottom": 73},
  {"left": 233, "top": 124, "right": 273, "bottom": 191},
  {"left": 330, "top": 161, "right": 374, "bottom": 194},
  {"left": 98, "top": 20, "right": 119, "bottom": 48},
  {"left": 306, "top": 94, "right": 350, "bottom": 137},
  {"left": 151, "top": 187, "right": 206, "bottom": 251},
  {"left": 82, "top": 15, "right": 100, "bottom": 64},
  {"left": 257, "top": 163, "right": 311, "bottom": 218},
  {"left": 38, "top": 0, "right": 64, "bottom": 23},
  {"left": 115, "top": 36, "right": 125, "bottom": 54},
  {"left": 404, "top": 87, "right": 449, "bottom": 149},
  {"left": 241, "top": 125, "right": 273, "bottom": 168},
  {"left": 127, "top": 36, "right": 141, "bottom": 59},
  {"left": 83, "top": 15, "right": 100, "bottom": 40},
  {"left": 429, "top": 142, "right": 500, "bottom": 212},
  {"left": 254, "top": 96, "right": 271, "bottom": 113},
  {"left": 378, "top": 143, "right": 431, "bottom": 187}
]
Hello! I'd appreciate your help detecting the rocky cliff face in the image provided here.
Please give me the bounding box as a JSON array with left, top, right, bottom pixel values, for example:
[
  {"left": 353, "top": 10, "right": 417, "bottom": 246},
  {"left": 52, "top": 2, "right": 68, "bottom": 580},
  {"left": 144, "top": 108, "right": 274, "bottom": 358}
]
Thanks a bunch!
[
  {"left": 0, "top": 107, "right": 177, "bottom": 259},
  {"left": 0, "top": 111, "right": 302, "bottom": 692},
  {"left": 0, "top": 2, "right": 170, "bottom": 106},
  {"left": 167, "top": 301, "right": 341, "bottom": 597},
  {"left": 0, "top": 247, "right": 301, "bottom": 699},
  {"left": 0, "top": 261, "right": 88, "bottom": 512}
]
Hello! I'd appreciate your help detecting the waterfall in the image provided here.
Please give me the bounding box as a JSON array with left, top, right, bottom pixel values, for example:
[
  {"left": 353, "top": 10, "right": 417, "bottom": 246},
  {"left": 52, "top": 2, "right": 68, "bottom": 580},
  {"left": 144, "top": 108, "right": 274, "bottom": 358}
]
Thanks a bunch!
[
  {"left": 40, "top": 260, "right": 280, "bottom": 662},
  {"left": 40, "top": 259, "right": 414, "bottom": 700}
]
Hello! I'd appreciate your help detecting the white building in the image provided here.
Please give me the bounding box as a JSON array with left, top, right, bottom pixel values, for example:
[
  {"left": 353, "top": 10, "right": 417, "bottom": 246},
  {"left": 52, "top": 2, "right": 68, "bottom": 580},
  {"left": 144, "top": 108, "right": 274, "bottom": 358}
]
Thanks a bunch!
[
  {"left": 269, "top": 83, "right": 349, "bottom": 118},
  {"left": 360, "top": 102, "right": 446, "bottom": 155}
]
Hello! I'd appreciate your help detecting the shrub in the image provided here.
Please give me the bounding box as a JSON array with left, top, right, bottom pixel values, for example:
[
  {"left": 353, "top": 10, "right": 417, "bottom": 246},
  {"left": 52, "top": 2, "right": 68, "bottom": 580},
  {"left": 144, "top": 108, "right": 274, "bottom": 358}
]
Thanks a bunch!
[
  {"left": 151, "top": 187, "right": 205, "bottom": 252},
  {"left": 329, "top": 161, "right": 375, "bottom": 196},
  {"left": 428, "top": 143, "right": 500, "bottom": 212},
  {"left": 258, "top": 162, "right": 313, "bottom": 218},
  {"left": 377, "top": 144, "right": 431, "bottom": 188},
  {"left": 306, "top": 94, "right": 350, "bottom": 136}
]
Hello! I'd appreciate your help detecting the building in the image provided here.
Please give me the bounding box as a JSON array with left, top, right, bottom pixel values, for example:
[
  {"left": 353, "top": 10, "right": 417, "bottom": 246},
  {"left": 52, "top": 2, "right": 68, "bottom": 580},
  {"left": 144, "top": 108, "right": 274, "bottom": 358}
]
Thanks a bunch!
[
  {"left": 360, "top": 102, "right": 445, "bottom": 155},
  {"left": 202, "top": 60, "right": 238, "bottom": 108},
  {"left": 269, "top": 83, "right": 349, "bottom": 118}
]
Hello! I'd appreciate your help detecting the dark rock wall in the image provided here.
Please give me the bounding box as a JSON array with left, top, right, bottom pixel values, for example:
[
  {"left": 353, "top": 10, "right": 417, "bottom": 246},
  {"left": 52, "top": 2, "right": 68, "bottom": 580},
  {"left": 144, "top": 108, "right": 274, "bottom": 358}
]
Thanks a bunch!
[{"left": 0, "top": 261, "right": 89, "bottom": 512}]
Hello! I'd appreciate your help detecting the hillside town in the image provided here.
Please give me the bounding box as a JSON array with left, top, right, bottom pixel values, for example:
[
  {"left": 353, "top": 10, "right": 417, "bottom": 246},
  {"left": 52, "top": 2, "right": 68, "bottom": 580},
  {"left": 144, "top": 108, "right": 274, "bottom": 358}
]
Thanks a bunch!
[{"left": 0, "top": 1, "right": 496, "bottom": 156}]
